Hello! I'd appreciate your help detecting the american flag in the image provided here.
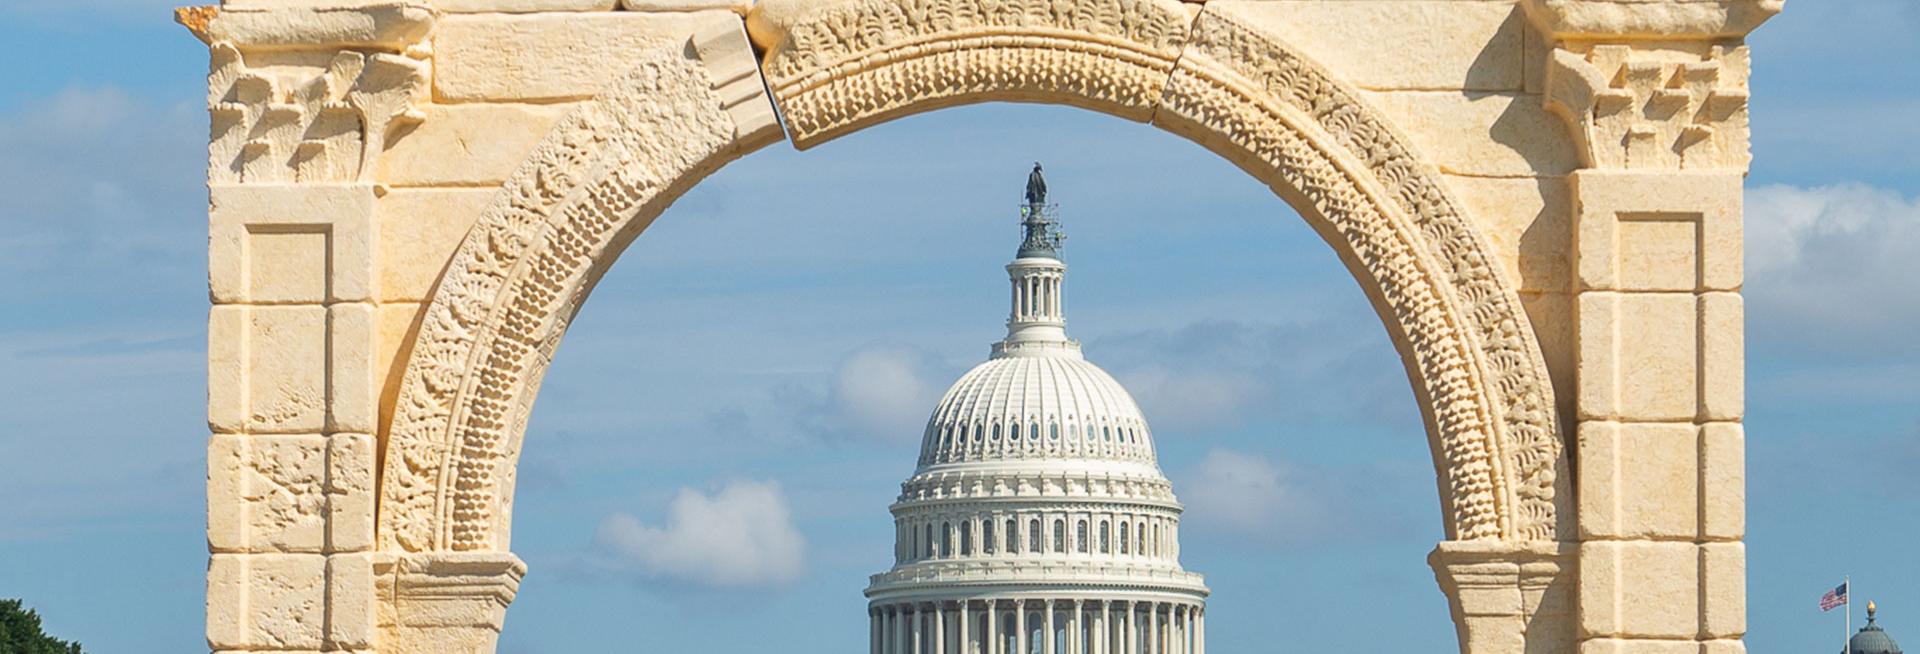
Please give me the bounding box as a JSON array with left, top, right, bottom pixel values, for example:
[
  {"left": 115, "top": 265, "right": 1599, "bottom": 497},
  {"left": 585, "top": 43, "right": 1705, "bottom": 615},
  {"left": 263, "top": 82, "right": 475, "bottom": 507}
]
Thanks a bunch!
[{"left": 1821, "top": 582, "right": 1849, "bottom": 612}]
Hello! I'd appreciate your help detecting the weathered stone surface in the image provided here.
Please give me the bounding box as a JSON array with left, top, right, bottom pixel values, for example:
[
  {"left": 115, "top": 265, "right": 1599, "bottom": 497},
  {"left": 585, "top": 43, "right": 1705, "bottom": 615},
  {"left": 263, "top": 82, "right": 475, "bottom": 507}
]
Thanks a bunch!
[
  {"left": 1700, "top": 542, "right": 1746, "bottom": 639},
  {"left": 327, "top": 435, "right": 377, "bottom": 553},
  {"left": 1572, "top": 171, "right": 1744, "bottom": 292},
  {"left": 327, "top": 553, "right": 378, "bottom": 648},
  {"left": 209, "top": 184, "right": 375, "bottom": 305},
  {"left": 1365, "top": 91, "right": 1580, "bottom": 177},
  {"left": 1578, "top": 422, "right": 1698, "bottom": 540},
  {"left": 433, "top": 11, "right": 742, "bottom": 102},
  {"left": 378, "top": 103, "right": 581, "bottom": 187},
  {"left": 1521, "top": 0, "right": 1783, "bottom": 40},
  {"left": 1578, "top": 292, "right": 1699, "bottom": 421},
  {"left": 208, "top": 554, "right": 329, "bottom": 650},
  {"left": 1699, "top": 422, "right": 1745, "bottom": 541},
  {"left": 1579, "top": 541, "right": 1701, "bottom": 639},
  {"left": 208, "top": 434, "right": 328, "bottom": 553},
  {"left": 375, "top": 189, "right": 494, "bottom": 302},
  {"left": 624, "top": 0, "right": 749, "bottom": 12},
  {"left": 435, "top": 0, "right": 615, "bottom": 13},
  {"left": 248, "top": 306, "right": 331, "bottom": 433},
  {"left": 1446, "top": 175, "right": 1572, "bottom": 293},
  {"left": 183, "top": 3, "right": 433, "bottom": 50},
  {"left": 329, "top": 303, "right": 378, "bottom": 434},
  {"left": 1210, "top": 1, "right": 1527, "bottom": 92},
  {"left": 1699, "top": 292, "right": 1744, "bottom": 421}
]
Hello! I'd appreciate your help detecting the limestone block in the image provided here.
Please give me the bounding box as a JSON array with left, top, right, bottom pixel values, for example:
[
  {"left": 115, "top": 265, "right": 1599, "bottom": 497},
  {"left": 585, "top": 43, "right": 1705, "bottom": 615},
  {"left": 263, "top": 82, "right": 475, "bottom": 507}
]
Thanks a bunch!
[
  {"left": 375, "top": 189, "right": 493, "bottom": 302},
  {"left": 329, "top": 303, "right": 378, "bottom": 434},
  {"left": 375, "top": 303, "right": 425, "bottom": 409},
  {"left": 1520, "top": 0, "right": 1784, "bottom": 41},
  {"left": 207, "top": 554, "right": 328, "bottom": 650},
  {"left": 1209, "top": 1, "right": 1526, "bottom": 92},
  {"left": 1701, "top": 640, "right": 1747, "bottom": 654},
  {"left": 1699, "top": 423, "right": 1744, "bottom": 541},
  {"left": 624, "top": 0, "right": 750, "bottom": 12},
  {"left": 1579, "top": 541, "right": 1700, "bottom": 639},
  {"left": 327, "top": 553, "right": 378, "bottom": 648},
  {"left": 433, "top": 11, "right": 741, "bottom": 102},
  {"left": 1520, "top": 291, "right": 1575, "bottom": 421},
  {"left": 1578, "top": 639, "right": 1699, "bottom": 654},
  {"left": 239, "top": 306, "right": 330, "bottom": 433},
  {"left": 1577, "top": 422, "right": 1697, "bottom": 540},
  {"left": 435, "top": 0, "right": 615, "bottom": 13},
  {"left": 1700, "top": 542, "right": 1745, "bottom": 638},
  {"left": 327, "top": 434, "right": 377, "bottom": 552},
  {"left": 1699, "top": 292, "right": 1743, "bottom": 421},
  {"left": 1572, "top": 171, "right": 1742, "bottom": 292},
  {"left": 209, "top": 184, "right": 376, "bottom": 305},
  {"left": 1577, "top": 292, "right": 1698, "bottom": 421},
  {"left": 376, "top": 103, "right": 580, "bottom": 187},
  {"left": 1445, "top": 175, "right": 1572, "bottom": 293},
  {"left": 1363, "top": 91, "right": 1579, "bottom": 177},
  {"left": 185, "top": 3, "right": 434, "bottom": 50},
  {"left": 208, "top": 434, "right": 328, "bottom": 553}
]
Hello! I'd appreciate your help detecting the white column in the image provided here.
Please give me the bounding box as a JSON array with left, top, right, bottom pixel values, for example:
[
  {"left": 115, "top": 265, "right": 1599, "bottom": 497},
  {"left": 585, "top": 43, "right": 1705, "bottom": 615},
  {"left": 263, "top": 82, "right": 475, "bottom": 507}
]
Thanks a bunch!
[
  {"left": 986, "top": 602, "right": 998, "bottom": 654},
  {"left": 1148, "top": 604, "right": 1159, "bottom": 654},
  {"left": 1044, "top": 599, "right": 1056, "bottom": 654},
  {"left": 873, "top": 608, "right": 882, "bottom": 654},
  {"left": 1123, "top": 602, "right": 1135, "bottom": 654},
  {"left": 1015, "top": 600, "right": 1028, "bottom": 654},
  {"left": 1195, "top": 608, "right": 1204, "bottom": 654},
  {"left": 961, "top": 601, "right": 973, "bottom": 654},
  {"left": 897, "top": 606, "right": 908, "bottom": 654}
]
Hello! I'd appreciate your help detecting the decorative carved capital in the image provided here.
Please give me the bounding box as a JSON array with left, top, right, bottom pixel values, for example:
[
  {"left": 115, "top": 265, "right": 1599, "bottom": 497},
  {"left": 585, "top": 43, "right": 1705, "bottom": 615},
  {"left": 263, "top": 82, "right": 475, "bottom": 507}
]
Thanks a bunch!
[
  {"left": 1520, "top": 0, "right": 1783, "bottom": 41},
  {"left": 1431, "top": 541, "right": 1577, "bottom": 654},
  {"left": 1544, "top": 43, "right": 1752, "bottom": 170},
  {"left": 177, "top": 3, "right": 436, "bottom": 51},
  {"left": 378, "top": 552, "right": 527, "bottom": 652},
  {"left": 206, "top": 42, "right": 428, "bottom": 184}
]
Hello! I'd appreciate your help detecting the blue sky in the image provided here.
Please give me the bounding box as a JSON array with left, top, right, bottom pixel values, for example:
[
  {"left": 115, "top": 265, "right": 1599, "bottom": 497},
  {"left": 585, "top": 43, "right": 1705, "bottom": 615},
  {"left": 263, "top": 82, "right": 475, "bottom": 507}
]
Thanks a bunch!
[{"left": 0, "top": 2, "right": 1915, "bottom": 652}]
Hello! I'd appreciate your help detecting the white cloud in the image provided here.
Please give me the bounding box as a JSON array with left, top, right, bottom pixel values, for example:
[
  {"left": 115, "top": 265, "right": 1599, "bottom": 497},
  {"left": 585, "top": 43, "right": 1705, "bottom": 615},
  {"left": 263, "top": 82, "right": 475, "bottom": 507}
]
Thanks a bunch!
[
  {"left": 1094, "top": 320, "right": 1413, "bottom": 431},
  {"left": 768, "top": 344, "right": 952, "bottom": 444},
  {"left": 1175, "top": 448, "right": 1319, "bottom": 541},
  {"left": 1745, "top": 183, "right": 1920, "bottom": 356},
  {"left": 593, "top": 480, "right": 807, "bottom": 588}
]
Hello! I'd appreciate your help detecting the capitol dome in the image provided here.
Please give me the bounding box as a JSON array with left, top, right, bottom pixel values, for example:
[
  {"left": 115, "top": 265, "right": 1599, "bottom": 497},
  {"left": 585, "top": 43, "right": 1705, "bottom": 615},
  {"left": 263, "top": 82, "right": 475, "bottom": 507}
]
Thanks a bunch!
[
  {"left": 867, "top": 164, "right": 1208, "bottom": 654},
  {"left": 1849, "top": 603, "right": 1904, "bottom": 654}
]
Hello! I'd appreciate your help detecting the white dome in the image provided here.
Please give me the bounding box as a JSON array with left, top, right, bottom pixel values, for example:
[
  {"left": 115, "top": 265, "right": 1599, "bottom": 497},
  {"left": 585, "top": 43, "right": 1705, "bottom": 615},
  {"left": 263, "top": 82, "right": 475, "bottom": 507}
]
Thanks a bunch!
[{"left": 916, "top": 350, "right": 1159, "bottom": 469}]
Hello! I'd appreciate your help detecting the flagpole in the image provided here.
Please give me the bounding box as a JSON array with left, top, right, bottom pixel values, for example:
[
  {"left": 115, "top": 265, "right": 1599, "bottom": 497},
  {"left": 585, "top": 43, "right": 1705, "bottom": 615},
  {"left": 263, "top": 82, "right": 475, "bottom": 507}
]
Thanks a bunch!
[{"left": 1846, "top": 575, "right": 1852, "bottom": 653}]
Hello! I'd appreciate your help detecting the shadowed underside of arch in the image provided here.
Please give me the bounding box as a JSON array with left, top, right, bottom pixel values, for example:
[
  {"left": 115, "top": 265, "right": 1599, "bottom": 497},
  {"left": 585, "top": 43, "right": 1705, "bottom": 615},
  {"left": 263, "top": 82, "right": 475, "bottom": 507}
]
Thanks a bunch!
[{"left": 376, "top": 0, "right": 1567, "bottom": 556}]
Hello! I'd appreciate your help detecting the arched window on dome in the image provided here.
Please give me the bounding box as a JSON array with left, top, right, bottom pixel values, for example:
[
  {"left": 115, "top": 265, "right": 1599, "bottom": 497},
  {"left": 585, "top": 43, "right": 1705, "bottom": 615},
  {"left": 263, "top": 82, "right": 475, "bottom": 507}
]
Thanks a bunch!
[
  {"left": 1137, "top": 523, "right": 1145, "bottom": 556},
  {"left": 1052, "top": 519, "right": 1065, "bottom": 553},
  {"left": 910, "top": 524, "right": 920, "bottom": 561},
  {"left": 1006, "top": 518, "right": 1019, "bottom": 554},
  {"left": 1032, "top": 420, "right": 1042, "bottom": 441},
  {"left": 943, "top": 522, "right": 954, "bottom": 557},
  {"left": 982, "top": 520, "right": 995, "bottom": 555},
  {"left": 991, "top": 422, "right": 1001, "bottom": 443},
  {"left": 1119, "top": 520, "right": 1130, "bottom": 554},
  {"left": 1151, "top": 523, "right": 1160, "bottom": 558},
  {"left": 1011, "top": 422, "right": 1022, "bottom": 442},
  {"left": 1049, "top": 422, "right": 1060, "bottom": 441},
  {"left": 1099, "top": 521, "right": 1111, "bottom": 554},
  {"left": 1028, "top": 519, "right": 1041, "bottom": 554},
  {"left": 925, "top": 524, "right": 936, "bottom": 559},
  {"left": 1076, "top": 520, "right": 1088, "bottom": 553}
]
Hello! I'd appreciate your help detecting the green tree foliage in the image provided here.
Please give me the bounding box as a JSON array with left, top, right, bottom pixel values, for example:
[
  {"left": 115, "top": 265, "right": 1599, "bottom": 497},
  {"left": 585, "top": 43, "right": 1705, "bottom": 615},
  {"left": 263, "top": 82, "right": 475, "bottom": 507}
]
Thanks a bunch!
[{"left": 0, "top": 599, "right": 83, "bottom": 654}]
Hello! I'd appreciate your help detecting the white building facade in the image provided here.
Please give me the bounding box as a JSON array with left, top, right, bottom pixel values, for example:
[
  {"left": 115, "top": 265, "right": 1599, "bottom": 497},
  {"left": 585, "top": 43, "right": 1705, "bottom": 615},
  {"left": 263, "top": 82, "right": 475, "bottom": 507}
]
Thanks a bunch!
[{"left": 866, "top": 166, "right": 1209, "bottom": 654}]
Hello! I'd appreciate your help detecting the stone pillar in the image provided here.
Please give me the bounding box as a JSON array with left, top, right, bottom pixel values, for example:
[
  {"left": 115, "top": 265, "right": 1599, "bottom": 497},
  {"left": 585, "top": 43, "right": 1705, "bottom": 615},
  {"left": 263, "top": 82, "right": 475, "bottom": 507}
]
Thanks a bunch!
[
  {"left": 1016, "top": 600, "right": 1028, "bottom": 654},
  {"left": 1069, "top": 601, "right": 1082, "bottom": 654},
  {"left": 962, "top": 600, "right": 973, "bottom": 654},
  {"left": 1195, "top": 608, "right": 1204, "bottom": 654},
  {"left": 1149, "top": 604, "right": 1159, "bottom": 654},
  {"left": 1522, "top": 3, "right": 1776, "bottom": 653},
  {"left": 937, "top": 603, "right": 947, "bottom": 654},
  {"left": 1124, "top": 601, "right": 1135, "bottom": 654},
  {"left": 1045, "top": 599, "right": 1057, "bottom": 654},
  {"left": 987, "top": 602, "right": 999, "bottom": 654}
]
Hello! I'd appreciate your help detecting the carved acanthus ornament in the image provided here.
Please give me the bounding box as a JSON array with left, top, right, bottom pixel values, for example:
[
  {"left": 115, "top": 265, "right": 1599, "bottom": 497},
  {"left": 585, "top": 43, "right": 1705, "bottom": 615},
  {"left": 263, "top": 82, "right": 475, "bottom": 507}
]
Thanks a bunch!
[
  {"left": 1525, "top": 0, "right": 1780, "bottom": 171},
  {"left": 186, "top": 4, "right": 432, "bottom": 184},
  {"left": 1546, "top": 44, "right": 1752, "bottom": 170}
]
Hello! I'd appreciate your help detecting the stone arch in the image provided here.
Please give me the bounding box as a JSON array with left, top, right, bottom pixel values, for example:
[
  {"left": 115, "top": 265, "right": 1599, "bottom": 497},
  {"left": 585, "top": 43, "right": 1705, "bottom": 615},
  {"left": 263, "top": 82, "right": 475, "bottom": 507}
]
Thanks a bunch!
[{"left": 377, "top": 0, "right": 1566, "bottom": 563}]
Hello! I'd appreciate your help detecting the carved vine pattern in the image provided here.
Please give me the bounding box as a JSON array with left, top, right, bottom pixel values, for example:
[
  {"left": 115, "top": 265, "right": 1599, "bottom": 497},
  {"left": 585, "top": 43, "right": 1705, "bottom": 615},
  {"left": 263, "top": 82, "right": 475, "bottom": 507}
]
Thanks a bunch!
[{"left": 380, "top": 0, "right": 1563, "bottom": 552}]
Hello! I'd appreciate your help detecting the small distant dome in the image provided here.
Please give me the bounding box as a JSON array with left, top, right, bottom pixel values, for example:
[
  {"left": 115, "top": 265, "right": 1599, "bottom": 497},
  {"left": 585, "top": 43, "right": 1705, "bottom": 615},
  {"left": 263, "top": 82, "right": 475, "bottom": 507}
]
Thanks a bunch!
[{"left": 1850, "top": 603, "right": 1904, "bottom": 654}]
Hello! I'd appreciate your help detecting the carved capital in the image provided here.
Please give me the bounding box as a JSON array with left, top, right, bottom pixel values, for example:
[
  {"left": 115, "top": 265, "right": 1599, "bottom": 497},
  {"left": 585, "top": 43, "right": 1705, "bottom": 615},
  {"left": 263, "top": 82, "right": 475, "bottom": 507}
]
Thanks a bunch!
[
  {"left": 1431, "top": 541, "right": 1577, "bottom": 654},
  {"left": 378, "top": 552, "right": 527, "bottom": 653},
  {"left": 1545, "top": 43, "right": 1752, "bottom": 171},
  {"left": 206, "top": 42, "right": 428, "bottom": 184},
  {"left": 1520, "top": 0, "right": 1783, "bottom": 41}
]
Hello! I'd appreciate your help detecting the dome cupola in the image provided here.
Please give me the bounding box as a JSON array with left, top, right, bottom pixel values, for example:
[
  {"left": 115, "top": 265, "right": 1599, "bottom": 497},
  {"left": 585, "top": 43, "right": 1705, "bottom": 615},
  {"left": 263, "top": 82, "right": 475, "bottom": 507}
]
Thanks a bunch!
[{"left": 1851, "top": 603, "right": 1904, "bottom": 654}]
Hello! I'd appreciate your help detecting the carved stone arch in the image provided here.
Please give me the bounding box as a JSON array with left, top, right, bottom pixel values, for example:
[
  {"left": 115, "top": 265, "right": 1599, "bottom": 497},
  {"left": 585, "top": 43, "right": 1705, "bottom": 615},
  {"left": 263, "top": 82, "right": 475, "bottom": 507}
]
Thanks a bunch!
[{"left": 377, "top": 0, "right": 1568, "bottom": 567}]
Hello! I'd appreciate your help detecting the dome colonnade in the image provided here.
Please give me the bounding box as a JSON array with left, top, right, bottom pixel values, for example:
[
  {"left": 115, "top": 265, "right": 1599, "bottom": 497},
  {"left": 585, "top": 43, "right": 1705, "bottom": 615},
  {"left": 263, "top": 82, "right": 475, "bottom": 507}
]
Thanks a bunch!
[{"left": 867, "top": 165, "right": 1207, "bottom": 654}]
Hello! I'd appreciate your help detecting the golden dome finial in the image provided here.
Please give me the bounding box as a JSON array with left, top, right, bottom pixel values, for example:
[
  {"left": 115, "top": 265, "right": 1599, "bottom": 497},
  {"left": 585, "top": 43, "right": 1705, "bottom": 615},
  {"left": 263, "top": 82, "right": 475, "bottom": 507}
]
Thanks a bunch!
[{"left": 1869, "top": 600, "right": 1877, "bottom": 615}]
